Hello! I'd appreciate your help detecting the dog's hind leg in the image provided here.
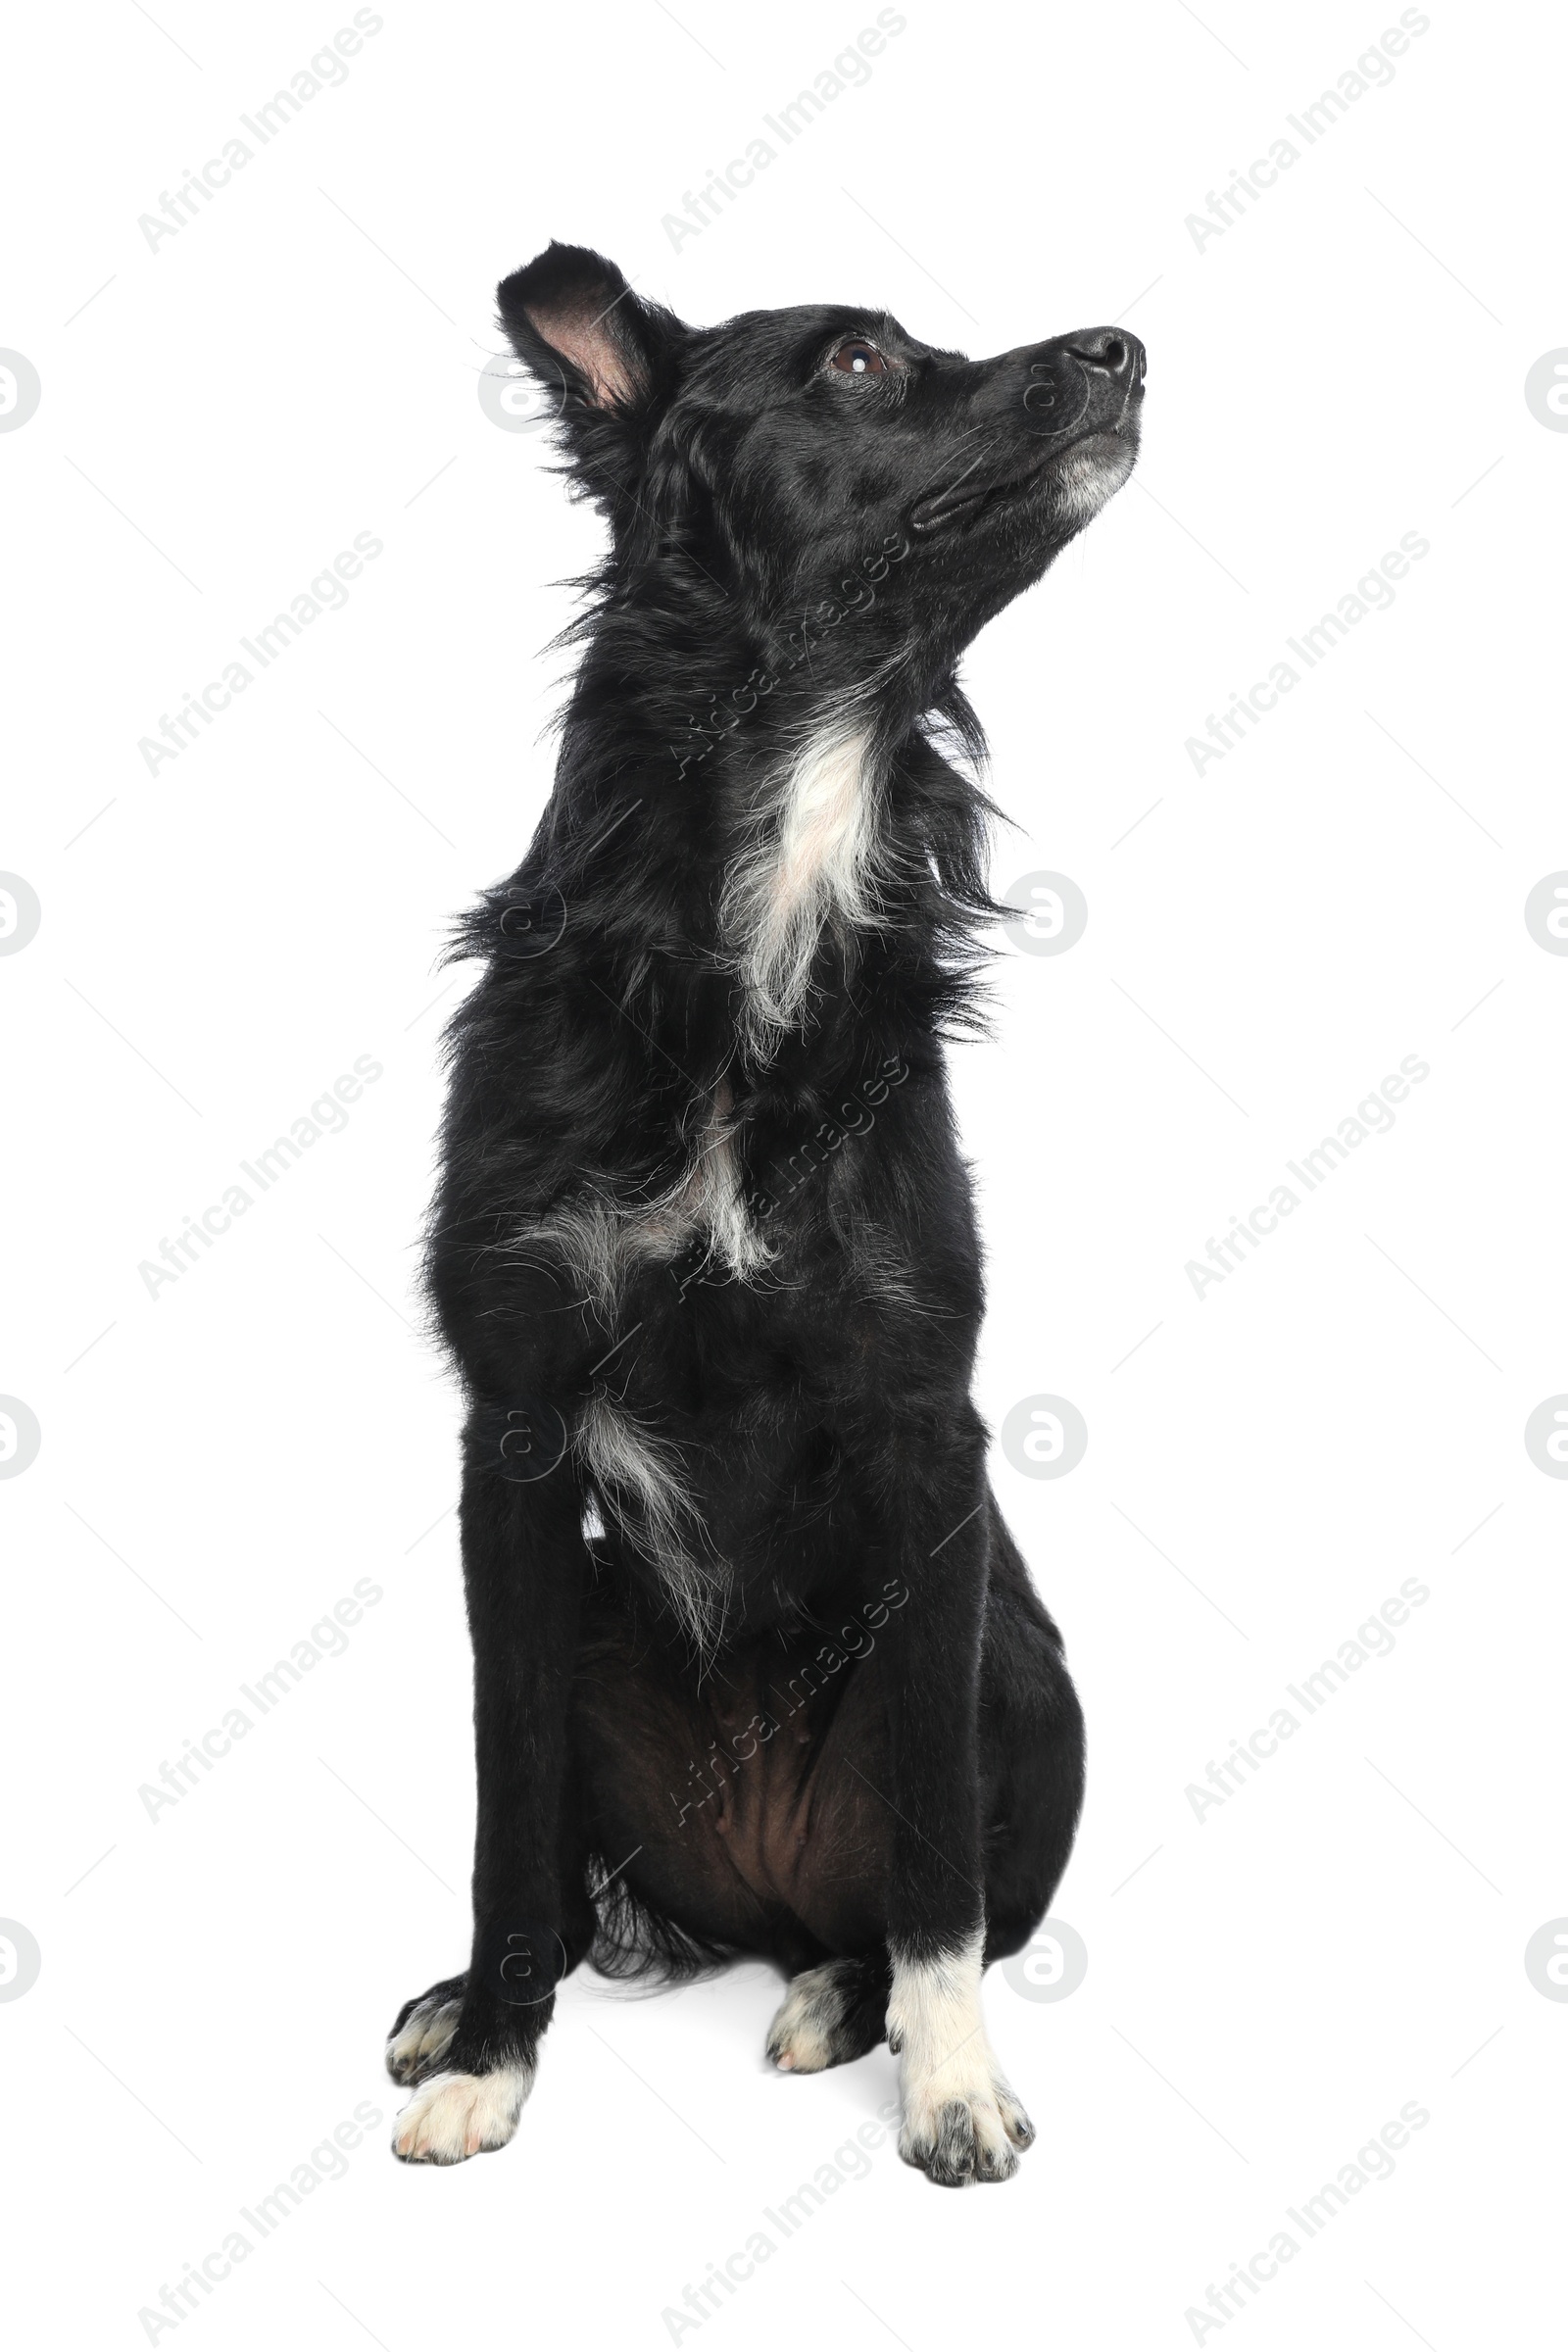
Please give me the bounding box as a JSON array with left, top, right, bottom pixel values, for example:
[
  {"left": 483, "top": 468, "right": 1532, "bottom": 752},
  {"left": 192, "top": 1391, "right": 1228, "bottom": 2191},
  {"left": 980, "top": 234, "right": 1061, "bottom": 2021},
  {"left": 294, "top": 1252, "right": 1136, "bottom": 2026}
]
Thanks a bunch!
[
  {"left": 766, "top": 1950, "right": 891, "bottom": 2074},
  {"left": 977, "top": 1489, "right": 1086, "bottom": 1964}
]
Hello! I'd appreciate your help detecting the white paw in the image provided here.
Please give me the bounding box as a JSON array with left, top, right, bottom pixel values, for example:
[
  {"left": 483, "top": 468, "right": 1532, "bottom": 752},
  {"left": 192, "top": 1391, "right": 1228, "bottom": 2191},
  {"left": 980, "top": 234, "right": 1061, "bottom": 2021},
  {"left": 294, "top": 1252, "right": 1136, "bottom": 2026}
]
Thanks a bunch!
[
  {"left": 386, "top": 1994, "right": 462, "bottom": 2085},
  {"left": 899, "top": 2078, "right": 1030, "bottom": 2184},
  {"left": 766, "top": 1963, "right": 850, "bottom": 2072},
  {"left": 888, "top": 1936, "right": 1033, "bottom": 2187},
  {"left": 391, "top": 2064, "right": 534, "bottom": 2165}
]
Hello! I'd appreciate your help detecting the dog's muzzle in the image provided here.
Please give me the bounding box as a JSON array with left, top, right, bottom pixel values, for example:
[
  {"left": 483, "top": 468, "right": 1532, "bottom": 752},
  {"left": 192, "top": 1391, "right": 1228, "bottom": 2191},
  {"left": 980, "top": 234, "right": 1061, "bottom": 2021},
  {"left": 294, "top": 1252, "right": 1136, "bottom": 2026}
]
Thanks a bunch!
[{"left": 909, "top": 326, "right": 1145, "bottom": 534}]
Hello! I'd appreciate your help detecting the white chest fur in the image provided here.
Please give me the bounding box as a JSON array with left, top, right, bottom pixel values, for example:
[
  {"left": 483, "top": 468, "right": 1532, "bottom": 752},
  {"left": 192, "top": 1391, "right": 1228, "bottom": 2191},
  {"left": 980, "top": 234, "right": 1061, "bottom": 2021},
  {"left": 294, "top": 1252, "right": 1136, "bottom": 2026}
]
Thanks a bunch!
[{"left": 722, "top": 722, "right": 882, "bottom": 1048}]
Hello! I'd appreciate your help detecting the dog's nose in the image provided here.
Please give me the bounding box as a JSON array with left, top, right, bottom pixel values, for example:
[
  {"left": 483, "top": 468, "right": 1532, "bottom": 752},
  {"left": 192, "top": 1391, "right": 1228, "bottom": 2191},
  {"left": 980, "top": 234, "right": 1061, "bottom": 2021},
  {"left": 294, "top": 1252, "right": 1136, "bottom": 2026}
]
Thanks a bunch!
[{"left": 1058, "top": 327, "right": 1146, "bottom": 386}]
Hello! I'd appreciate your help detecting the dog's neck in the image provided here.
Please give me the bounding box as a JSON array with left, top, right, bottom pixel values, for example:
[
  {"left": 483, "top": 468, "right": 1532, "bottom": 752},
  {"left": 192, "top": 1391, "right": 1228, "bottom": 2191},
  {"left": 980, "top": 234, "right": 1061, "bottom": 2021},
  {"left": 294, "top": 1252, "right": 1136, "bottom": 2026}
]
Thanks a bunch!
[{"left": 532, "top": 591, "right": 994, "bottom": 1082}]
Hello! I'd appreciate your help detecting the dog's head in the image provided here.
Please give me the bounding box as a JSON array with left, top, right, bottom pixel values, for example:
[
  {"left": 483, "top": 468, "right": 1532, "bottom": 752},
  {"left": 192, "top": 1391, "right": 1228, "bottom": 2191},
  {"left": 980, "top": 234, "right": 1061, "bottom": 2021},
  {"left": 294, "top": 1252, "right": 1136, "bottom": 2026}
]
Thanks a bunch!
[{"left": 499, "top": 241, "right": 1143, "bottom": 676}]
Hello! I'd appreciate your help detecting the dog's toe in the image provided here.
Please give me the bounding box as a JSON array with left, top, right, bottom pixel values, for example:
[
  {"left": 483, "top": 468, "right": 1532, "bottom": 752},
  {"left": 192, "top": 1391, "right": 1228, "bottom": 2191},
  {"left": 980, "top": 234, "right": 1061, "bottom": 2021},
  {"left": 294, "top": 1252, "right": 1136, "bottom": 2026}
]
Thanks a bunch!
[
  {"left": 766, "top": 1957, "right": 888, "bottom": 2074},
  {"left": 916, "top": 2097, "right": 977, "bottom": 2186},
  {"left": 900, "top": 2087, "right": 1019, "bottom": 2186},
  {"left": 386, "top": 1994, "right": 463, "bottom": 2086},
  {"left": 974, "top": 2101, "right": 1022, "bottom": 2180},
  {"left": 391, "top": 2064, "right": 534, "bottom": 2164},
  {"left": 767, "top": 1964, "right": 848, "bottom": 2073},
  {"left": 995, "top": 2083, "right": 1035, "bottom": 2147}
]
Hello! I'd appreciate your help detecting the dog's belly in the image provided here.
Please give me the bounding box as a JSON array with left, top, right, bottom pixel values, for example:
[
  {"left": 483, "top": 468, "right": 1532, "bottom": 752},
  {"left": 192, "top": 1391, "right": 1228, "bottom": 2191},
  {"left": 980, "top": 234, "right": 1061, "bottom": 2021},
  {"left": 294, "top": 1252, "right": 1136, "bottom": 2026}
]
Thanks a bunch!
[{"left": 572, "top": 1599, "right": 894, "bottom": 1957}]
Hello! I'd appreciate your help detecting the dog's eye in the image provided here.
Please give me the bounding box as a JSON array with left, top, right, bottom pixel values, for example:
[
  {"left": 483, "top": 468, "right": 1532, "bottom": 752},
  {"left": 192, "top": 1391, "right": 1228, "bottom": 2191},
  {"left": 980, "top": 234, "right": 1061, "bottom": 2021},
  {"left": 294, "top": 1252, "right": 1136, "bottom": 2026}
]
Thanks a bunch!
[{"left": 830, "top": 340, "right": 888, "bottom": 377}]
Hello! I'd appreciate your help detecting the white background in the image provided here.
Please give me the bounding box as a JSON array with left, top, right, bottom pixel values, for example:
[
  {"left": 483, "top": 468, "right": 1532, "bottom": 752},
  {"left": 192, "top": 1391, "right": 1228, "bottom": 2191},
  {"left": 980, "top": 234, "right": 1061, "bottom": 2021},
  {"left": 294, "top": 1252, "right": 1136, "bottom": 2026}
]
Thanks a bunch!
[{"left": 4, "top": 0, "right": 1565, "bottom": 2344}]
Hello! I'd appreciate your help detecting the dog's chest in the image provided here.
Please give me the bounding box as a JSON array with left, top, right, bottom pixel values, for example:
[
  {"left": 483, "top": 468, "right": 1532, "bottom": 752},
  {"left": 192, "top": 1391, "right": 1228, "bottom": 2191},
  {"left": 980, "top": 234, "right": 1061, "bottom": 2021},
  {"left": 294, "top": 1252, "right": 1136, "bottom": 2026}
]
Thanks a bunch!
[{"left": 624, "top": 1092, "right": 766, "bottom": 1283}]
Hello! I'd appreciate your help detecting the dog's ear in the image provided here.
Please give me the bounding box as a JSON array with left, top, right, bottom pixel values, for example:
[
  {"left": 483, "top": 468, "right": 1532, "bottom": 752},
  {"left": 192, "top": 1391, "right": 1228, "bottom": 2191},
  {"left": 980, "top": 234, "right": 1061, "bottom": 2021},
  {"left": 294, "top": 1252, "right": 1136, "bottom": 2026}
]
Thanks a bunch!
[{"left": 498, "top": 242, "right": 682, "bottom": 454}]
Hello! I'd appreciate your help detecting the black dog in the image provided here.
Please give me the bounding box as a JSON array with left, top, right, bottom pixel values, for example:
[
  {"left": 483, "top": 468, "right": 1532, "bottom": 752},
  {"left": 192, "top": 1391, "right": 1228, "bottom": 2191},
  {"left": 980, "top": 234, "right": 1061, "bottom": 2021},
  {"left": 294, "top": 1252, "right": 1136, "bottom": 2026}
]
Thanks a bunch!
[{"left": 387, "top": 242, "right": 1144, "bottom": 2182}]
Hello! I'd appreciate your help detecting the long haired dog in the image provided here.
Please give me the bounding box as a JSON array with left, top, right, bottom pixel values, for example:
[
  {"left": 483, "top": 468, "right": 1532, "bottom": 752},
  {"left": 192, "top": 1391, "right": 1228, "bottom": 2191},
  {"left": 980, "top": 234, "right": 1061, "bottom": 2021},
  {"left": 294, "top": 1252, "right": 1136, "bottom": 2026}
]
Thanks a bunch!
[{"left": 388, "top": 242, "right": 1144, "bottom": 2181}]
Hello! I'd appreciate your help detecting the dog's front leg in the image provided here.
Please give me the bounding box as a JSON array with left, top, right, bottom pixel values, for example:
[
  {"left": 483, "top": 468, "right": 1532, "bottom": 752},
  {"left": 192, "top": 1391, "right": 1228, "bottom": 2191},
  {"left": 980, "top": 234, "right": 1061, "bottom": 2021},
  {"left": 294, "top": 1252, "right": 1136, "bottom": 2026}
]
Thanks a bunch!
[
  {"left": 880, "top": 1428, "right": 1035, "bottom": 2186},
  {"left": 390, "top": 1409, "right": 583, "bottom": 2164}
]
